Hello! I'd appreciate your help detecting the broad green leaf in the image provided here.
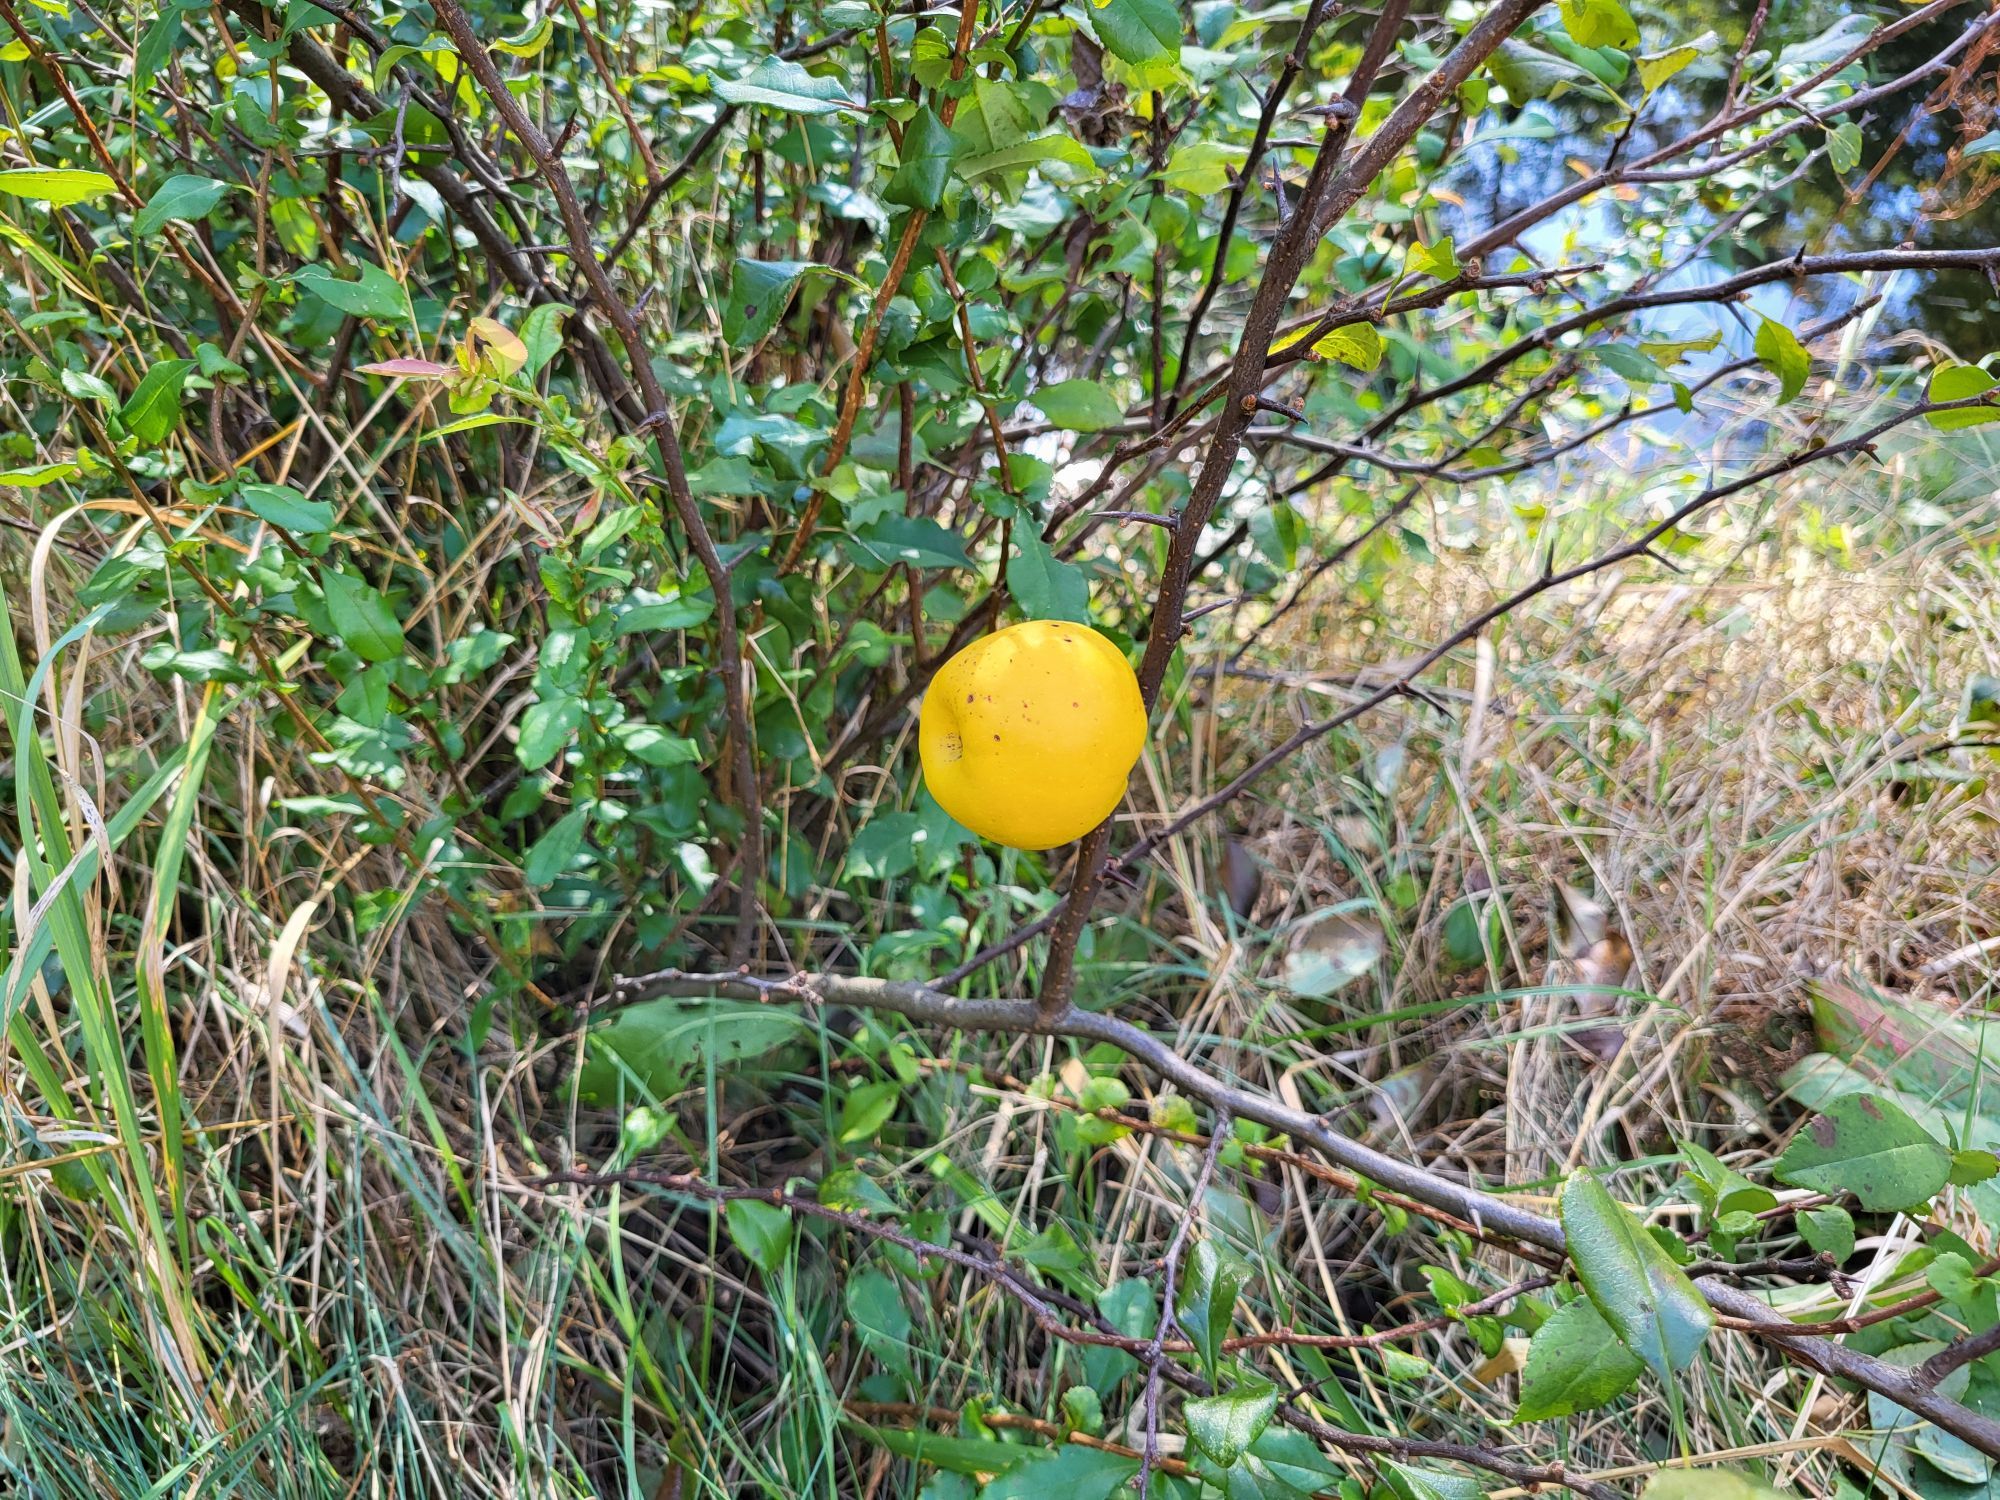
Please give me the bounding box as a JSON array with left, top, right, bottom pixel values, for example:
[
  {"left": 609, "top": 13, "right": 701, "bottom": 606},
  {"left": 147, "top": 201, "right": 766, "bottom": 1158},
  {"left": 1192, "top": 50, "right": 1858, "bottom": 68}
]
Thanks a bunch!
[
  {"left": 134, "top": 174, "right": 233, "bottom": 236},
  {"left": 0, "top": 461, "right": 79, "bottom": 488},
  {"left": 523, "top": 802, "right": 588, "bottom": 885},
  {"left": 1797, "top": 1205, "right": 1853, "bottom": 1263},
  {"left": 846, "top": 1268, "right": 913, "bottom": 1374},
  {"left": 1557, "top": 0, "right": 1637, "bottom": 50},
  {"left": 1773, "top": 1093, "right": 1951, "bottom": 1211},
  {"left": 1378, "top": 1459, "right": 1487, "bottom": 1500},
  {"left": 1559, "top": 1169, "right": 1714, "bottom": 1378},
  {"left": 320, "top": 569, "right": 404, "bottom": 662},
  {"left": 1515, "top": 1297, "right": 1644, "bottom": 1420},
  {"left": 1753, "top": 316, "right": 1810, "bottom": 405},
  {"left": 885, "top": 106, "right": 955, "bottom": 210},
  {"left": 723, "top": 258, "right": 814, "bottom": 346},
  {"left": 1177, "top": 1238, "right": 1252, "bottom": 1375},
  {"left": 838, "top": 1079, "right": 900, "bottom": 1144},
  {"left": 239, "top": 482, "right": 333, "bottom": 535},
  {"left": 1091, "top": 0, "right": 1181, "bottom": 66},
  {"left": 1636, "top": 33, "right": 1716, "bottom": 93},
  {"left": 295, "top": 260, "right": 408, "bottom": 320},
  {"left": 120, "top": 358, "right": 194, "bottom": 444},
  {"left": 1594, "top": 342, "right": 1664, "bottom": 385},
  {"left": 575, "top": 997, "right": 808, "bottom": 1104},
  {"left": 965, "top": 1441, "right": 1131, "bottom": 1495},
  {"left": 1928, "top": 363, "right": 2000, "bottom": 430},
  {"left": 1827, "top": 122, "right": 1863, "bottom": 175},
  {"left": 1010, "top": 527, "right": 1091, "bottom": 623},
  {"left": 0, "top": 168, "right": 117, "bottom": 206},
  {"left": 846, "top": 515, "right": 973, "bottom": 571},
  {"left": 520, "top": 302, "right": 570, "bottom": 376},
  {"left": 1488, "top": 39, "right": 1598, "bottom": 102},
  {"left": 1032, "top": 378, "right": 1124, "bottom": 432},
  {"left": 1952, "top": 1147, "right": 2000, "bottom": 1185},
  {"left": 612, "top": 722, "right": 700, "bottom": 767},
  {"left": 1312, "top": 323, "right": 1382, "bottom": 372},
  {"left": 1162, "top": 141, "right": 1248, "bottom": 195},
  {"left": 492, "top": 13, "right": 553, "bottom": 55},
  {"left": 712, "top": 57, "right": 859, "bottom": 115},
  {"left": 957, "top": 132, "right": 1097, "bottom": 181},
  {"left": 1641, "top": 1470, "right": 1794, "bottom": 1498},
  {"left": 725, "top": 1198, "right": 794, "bottom": 1274},
  {"left": 1402, "top": 236, "right": 1461, "bottom": 282},
  {"left": 517, "top": 692, "right": 586, "bottom": 769},
  {"left": 1184, "top": 1381, "right": 1278, "bottom": 1468}
]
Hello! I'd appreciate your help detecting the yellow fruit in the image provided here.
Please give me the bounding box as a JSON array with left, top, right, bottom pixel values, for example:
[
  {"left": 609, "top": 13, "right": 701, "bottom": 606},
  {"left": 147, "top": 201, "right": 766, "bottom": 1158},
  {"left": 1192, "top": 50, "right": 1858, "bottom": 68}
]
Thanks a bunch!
[{"left": 919, "top": 620, "right": 1146, "bottom": 850}]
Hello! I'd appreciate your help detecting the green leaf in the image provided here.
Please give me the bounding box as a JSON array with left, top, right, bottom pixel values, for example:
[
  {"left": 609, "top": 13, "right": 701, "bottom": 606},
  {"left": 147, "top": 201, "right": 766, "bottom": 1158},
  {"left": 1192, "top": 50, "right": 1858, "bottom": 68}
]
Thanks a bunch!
[
  {"left": 120, "top": 358, "right": 194, "bottom": 445},
  {"left": 295, "top": 260, "right": 408, "bottom": 320},
  {"left": 612, "top": 722, "right": 701, "bottom": 767},
  {"left": 1378, "top": 1459, "right": 1487, "bottom": 1500},
  {"left": 1952, "top": 1147, "right": 2000, "bottom": 1186},
  {"left": 847, "top": 515, "right": 973, "bottom": 571},
  {"left": 523, "top": 802, "right": 588, "bottom": 885},
  {"left": 1162, "top": 141, "right": 1248, "bottom": 195},
  {"left": 1677, "top": 1139, "right": 1777, "bottom": 1219},
  {"left": 576, "top": 998, "right": 808, "bottom": 1104},
  {"left": 320, "top": 568, "right": 405, "bottom": 662},
  {"left": 1796, "top": 1205, "right": 1853, "bottom": 1263},
  {"left": 1826, "top": 122, "right": 1863, "bottom": 176},
  {"left": 0, "top": 168, "right": 117, "bottom": 206},
  {"left": 721, "top": 259, "right": 843, "bottom": 346},
  {"left": 1402, "top": 235, "right": 1461, "bottom": 283},
  {"left": 1640, "top": 1472, "right": 1793, "bottom": 1499},
  {"left": 846, "top": 1268, "right": 913, "bottom": 1375},
  {"left": 955, "top": 131, "right": 1096, "bottom": 182},
  {"left": 838, "top": 1079, "right": 900, "bottom": 1144},
  {"left": 1928, "top": 362, "right": 2000, "bottom": 429},
  {"left": 134, "top": 174, "right": 233, "bottom": 236},
  {"left": 135, "top": 7, "right": 181, "bottom": 88},
  {"left": 1636, "top": 31, "right": 1717, "bottom": 93},
  {"left": 1773, "top": 1093, "right": 1952, "bottom": 1211},
  {"left": 1091, "top": 0, "right": 1181, "bottom": 66},
  {"left": 1185, "top": 1381, "right": 1278, "bottom": 1468},
  {"left": 885, "top": 106, "right": 954, "bottom": 211},
  {"left": 712, "top": 57, "right": 859, "bottom": 115},
  {"left": 725, "top": 1198, "right": 794, "bottom": 1274},
  {"left": 1594, "top": 342, "right": 1665, "bottom": 385},
  {"left": 1010, "top": 527, "right": 1091, "bottom": 623},
  {"left": 1557, "top": 0, "right": 1637, "bottom": 50},
  {"left": 1753, "top": 316, "right": 1810, "bottom": 405},
  {"left": 1515, "top": 1297, "right": 1644, "bottom": 1420},
  {"left": 1312, "top": 323, "right": 1383, "bottom": 372},
  {"left": 1559, "top": 1169, "right": 1715, "bottom": 1378},
  {"left": 978, "top": 1443, "right": 1135, "bottom": 1498},
  {"left": 0, "top": 462, "right": 78, "bottom": 488},
  {"left": 1032, "top": 378, "right": 1124, "bottom": 432},
  {"left": 239, "top": 482, "right": 333, "bottom": 535},
  {"left": 491, "top": 13, "right": 553, "bottom": 56},
  {"left": 517, "top": 692, "right": 585, "bottom": 770},
  {"left": 1488, "top": 39, "right": 1598, "bottom": 102},
  {"left": 521, "top": 302, "right": 570, "bottom": 376},
  {"left": 1177, "top": 1239, "right": 1252, "bottom": 1375}
]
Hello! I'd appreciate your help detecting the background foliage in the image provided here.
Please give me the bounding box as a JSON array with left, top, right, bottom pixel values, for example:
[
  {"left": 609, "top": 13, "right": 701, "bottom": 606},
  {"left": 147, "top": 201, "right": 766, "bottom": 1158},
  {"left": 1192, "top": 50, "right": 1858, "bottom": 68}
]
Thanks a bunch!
[{"left": 2, "top": 0, "right": 2000, "bottom": 1493}]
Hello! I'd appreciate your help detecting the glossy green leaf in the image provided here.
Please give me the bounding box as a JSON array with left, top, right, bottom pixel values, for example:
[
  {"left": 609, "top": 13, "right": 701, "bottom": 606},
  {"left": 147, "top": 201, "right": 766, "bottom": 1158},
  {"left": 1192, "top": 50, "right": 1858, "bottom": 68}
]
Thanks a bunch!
[
  {"left": 1773, "top": 1093, "right": 1951, "bottom": 1211},
  {"left": 1557, "top": 0, "right": 1637, "bottom": 50},
  {"left": 134, "top": 174, "right": 233, "bottom": 236},
  {"left": 1378, "top": 1458, "right": 1487, "bottom": 1500},
  {"left": 1091, "top": 0, "right": 1181, "bottom": 66},
  {"left": 239, "top": 482, "right": 334, "bottom": 535},
  {"left": 576, "top": 998, "right": 808, "bottom": 1104},
  {"left": 295, "top": 260, "right": 408, "bottom": 320},
  {"left": 1032, "top": 378, "right": 1124, "bottom": 432},
  {"left": 1010, "top": 527, "right": 1091, "bottom": 623},
  {"left": 885, "top": 107, "right": 954, "bottom": 210},
  {"left": 0, "top": 168, "right": 117, "bottom": 206},
  {"left": 712, "top": 57, "right": 859, "bottom": 115},
  {"left": 1796, "top": 1205, "right": 1853, "bottom": 1263},
  {"left": 319, "top": 568, "right": 405, "bottom": 662},
  {"left": 1515, "top": 1297, "right": 1644, "bottom": 1420},
  {"left": 1753, "top": 316, "right": 1810, "bottom": 405},
  {"left": 1636, "top": 32, "right": 1716, "bottom": 93},
  {"left": 1312, "top": 323, "right": 1383, "bottom": 372},
  {"left": 120, "top": 359, "right": 194, "bottom": 444},
  {"left": 1559, "top": 1169, "right": 1714, "bottom": 1378},
  {"left": 523, "top": 803, "right": 588, "bottom": 885},
  {"left": 1928, "top": 362, "right": 2000, "bottom": 429},
  {"left": 725, "top": 1198, "right": 793, "bottom": 1274},
  {"left": 1184, "top": 1381, "right": 1278, "bottom": 1468},
  {"left": 1177, "top": 1238, "right": 1252, "bottom": 1375},
  {"left": 846, "top": 1268, "right": 913, "bottom": 1374}
]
